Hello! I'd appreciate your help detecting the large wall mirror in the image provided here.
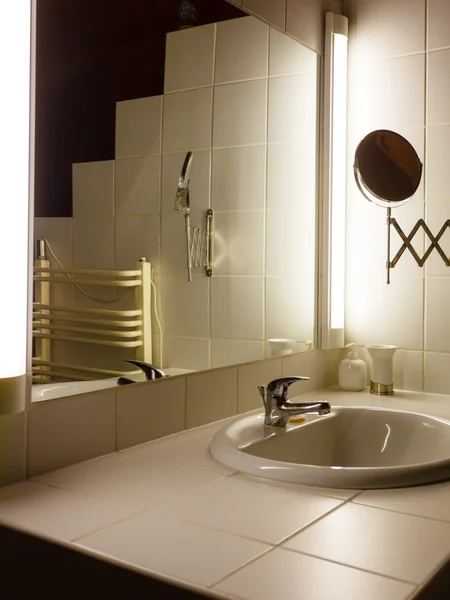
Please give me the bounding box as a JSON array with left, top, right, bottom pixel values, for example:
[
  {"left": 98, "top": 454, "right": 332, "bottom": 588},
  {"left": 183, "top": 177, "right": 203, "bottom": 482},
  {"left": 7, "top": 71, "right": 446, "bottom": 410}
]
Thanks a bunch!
[{"left": 32, "top": 0, "right": 320, "bottom": 400}]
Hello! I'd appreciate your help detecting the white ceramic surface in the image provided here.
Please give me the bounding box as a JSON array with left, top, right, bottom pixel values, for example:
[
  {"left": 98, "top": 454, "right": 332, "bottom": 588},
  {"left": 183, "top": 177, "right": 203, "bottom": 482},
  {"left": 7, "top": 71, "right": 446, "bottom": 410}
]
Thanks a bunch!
[
  {"left": 31, "top": 368, "right": 194, "bottom": 402},
  {"left": 211, "top": 406, "right": 450, "bottom": 489}
]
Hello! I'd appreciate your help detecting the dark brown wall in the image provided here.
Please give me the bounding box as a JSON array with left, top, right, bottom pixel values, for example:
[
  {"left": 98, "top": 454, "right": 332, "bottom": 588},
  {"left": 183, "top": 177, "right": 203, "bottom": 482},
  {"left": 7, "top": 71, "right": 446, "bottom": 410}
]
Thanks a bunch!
[{"left": 35, "top": 0, "right": 245, "bottom": 217}]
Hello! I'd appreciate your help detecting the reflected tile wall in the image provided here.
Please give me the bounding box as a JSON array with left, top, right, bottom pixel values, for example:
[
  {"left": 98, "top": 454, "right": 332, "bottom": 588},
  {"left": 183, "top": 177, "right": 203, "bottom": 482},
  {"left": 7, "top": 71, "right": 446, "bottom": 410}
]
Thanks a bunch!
[{"left": 34, "top": 15, "right": 318, "bottom": 374}]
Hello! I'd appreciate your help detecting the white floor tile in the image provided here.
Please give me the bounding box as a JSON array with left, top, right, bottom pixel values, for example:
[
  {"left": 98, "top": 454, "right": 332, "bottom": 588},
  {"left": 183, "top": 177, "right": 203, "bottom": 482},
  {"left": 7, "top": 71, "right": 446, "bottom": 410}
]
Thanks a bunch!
[
  {"left": 215, "top": 548, "right": 414, "bottom": 600},
  {"left": 153, "top": 474, "right": 342, "bottom": 544},
  {"left": 0, "top": 481, "right": 137, "bottom": 542},
  {"left": 33, "top": 453, "right": 225, "bottom": 511},
  {"left": 283, "top": 502, "right": 450, "bottom": 584},
  {"left": 78, "top": 513, "right": 270, "bottom": 588}
]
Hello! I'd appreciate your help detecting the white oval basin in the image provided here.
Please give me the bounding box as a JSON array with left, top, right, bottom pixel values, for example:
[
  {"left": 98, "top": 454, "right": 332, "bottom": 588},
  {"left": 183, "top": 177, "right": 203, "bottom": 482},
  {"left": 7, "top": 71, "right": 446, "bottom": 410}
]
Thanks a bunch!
[{"left": 211, "top": 406, "right": 450, "bottom": 489}]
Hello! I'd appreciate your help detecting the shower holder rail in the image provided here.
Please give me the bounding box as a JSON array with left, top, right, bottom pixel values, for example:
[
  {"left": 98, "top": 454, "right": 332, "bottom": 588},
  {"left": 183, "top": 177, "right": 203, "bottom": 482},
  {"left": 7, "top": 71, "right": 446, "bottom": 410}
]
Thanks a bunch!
[{"left": 189, "top": 209, "right": 213, "bottom": 278}]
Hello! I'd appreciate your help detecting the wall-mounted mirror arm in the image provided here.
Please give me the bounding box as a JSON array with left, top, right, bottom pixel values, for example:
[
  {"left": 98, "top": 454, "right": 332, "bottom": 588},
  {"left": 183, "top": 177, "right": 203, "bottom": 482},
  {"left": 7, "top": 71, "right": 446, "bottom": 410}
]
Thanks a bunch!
[
  {"left": 354, "top": 129, "right": 450, "bottom": 284},
  {"left": 386, "top": 214, "right": 450, "bottom": 283}
]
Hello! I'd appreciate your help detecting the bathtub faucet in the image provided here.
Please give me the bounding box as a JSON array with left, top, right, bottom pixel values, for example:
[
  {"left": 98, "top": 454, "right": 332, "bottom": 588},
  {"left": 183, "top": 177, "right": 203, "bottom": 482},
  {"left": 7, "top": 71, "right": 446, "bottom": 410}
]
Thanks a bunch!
[{"left": 117, "top": 360, "right": 166, "bottom": 385}]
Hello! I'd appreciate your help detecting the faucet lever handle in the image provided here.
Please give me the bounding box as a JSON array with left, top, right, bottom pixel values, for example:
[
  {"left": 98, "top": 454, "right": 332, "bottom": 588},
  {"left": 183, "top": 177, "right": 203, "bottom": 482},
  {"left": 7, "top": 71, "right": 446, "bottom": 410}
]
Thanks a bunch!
[
  {"left": 266, "top": 376, "right": 310, "bottom": 400},
  {"left": 257, "top": 385, "right": 266, "bottom": 408}
]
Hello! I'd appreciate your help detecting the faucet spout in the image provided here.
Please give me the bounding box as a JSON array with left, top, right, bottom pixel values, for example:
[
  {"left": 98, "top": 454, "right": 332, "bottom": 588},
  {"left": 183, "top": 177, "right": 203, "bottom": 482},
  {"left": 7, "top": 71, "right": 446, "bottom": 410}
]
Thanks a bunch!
[
  {"left": 282, "top": 401, "right": 331, "bottom": 417},
  {"left": 257, "top": 377, "right": 331, "bottom": 427}
]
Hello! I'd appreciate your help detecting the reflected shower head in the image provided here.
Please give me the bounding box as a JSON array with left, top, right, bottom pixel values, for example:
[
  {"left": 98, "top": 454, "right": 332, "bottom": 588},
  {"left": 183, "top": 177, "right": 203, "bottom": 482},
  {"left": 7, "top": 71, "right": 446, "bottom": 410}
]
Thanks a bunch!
[{"left": 174, "top": 151, "right": 193, "bottom": 215}]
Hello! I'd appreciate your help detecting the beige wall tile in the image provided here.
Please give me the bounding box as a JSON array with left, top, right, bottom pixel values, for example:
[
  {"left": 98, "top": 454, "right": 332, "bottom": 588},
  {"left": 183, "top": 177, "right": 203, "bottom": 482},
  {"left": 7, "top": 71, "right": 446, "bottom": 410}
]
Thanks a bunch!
[
  {"left": 211, "top": 340, "right": 265, "bottom": 369},
  {"left": 428, "top": 49, "right": 450, "bottom": 125},
  {"left": 282, "top": 349, "right": 342, "bottom": 394},
  {"left": 215, "top": 17, "right": 269, "bottom": 84},
  {"left": 165, "top": 24, "right": 216, "bottom": 93},
  {"left": 164, "top": 336, "right": 210, "bottom": 371},
  {"left": 265, "top": 210, "right": 315, "bottom": 276},
  {"left": 117, "top": 377, "right": 186, "bottom": 450},
  {"left": 425, "top": 125, "right": 450, "bottom": 275},
  {"left": 346, "top": 0, "right": 425, "bottom": 65},
  {"left": 115, "top": 156, "right": 160, "bottom": 216},
  {"left": 346, "top": 275, "right": 424, "bottom": 351},
  {"left": 268, "top": 72, "right": 317, "bottom": 143},
  {"left": 267, "top": 142, "right": 317, "bottom": 212},
  {"left": 73, "top": 217, "right": 115, "bottom": 270},
  {"left": 211, "top": 277, "right": 264, "bottom": 340},
  {"left": 269, "top": 27, "right": 318, "bottom": 76},
  {"left": 73, "top": 161, "right": 114, "bottom": 218},
  {"left": 161, "top": 274, "right": 210, "bottom": 338},
  {"left": 0, "top": 412, "right": 26, "bottom": 486},
  {"left": 392, "top": 349, "right": 424, "bottom": 392},
  {"left": 28, "top": 390, "right": 116, "bottom": 477},
  {"left": 425, "top": 352, "right": 450, "bottom": 394},
  {"left": 286, "top": 0, "right": 323, "bottom": 53},
  {"left": 213, "top": 80, "right": 267, "bottom": 148},
  {"left": 347, "top": 54, "right": 425, "bottom": 136},
  {"left": 425, "top": 278, "right": 450, "bottom": 351},
  {"left": 244, "top": 0, "right": 286, "bottom": 31},
  {"left": 212, "top": 146, "right": 266, "bottom": 211},
  {"left": 186, "top": 368, "right": 238, "bottom": 428},
  {"left": 114, "top": 215, "right": 160, "bottom": 271},
  {"left": 428, "top": 0, "right": 450, "bottom": 50},
  {"left": 265, "top": 276, "right": 315, "bottom": 342},
  {"left": 163, "top": 87, "right": 213, "bottom": 153},
  {"left": 115, "top": 96, "right": 162, "bottom": 159},
  {"left": 214, "top": 212, "right": 265, "bottom": 275},
  {"left": 238, "top": 358, "right": 282, "bottom": 413}
]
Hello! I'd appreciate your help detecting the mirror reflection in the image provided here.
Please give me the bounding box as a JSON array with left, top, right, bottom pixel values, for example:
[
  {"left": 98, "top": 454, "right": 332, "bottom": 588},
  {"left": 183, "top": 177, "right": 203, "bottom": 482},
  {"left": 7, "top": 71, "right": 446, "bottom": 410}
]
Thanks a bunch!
[
  {"left": 32, "top": 0, "right": 320, "bottom": 400},
  {"left": 353, "top": 129, "right": 422, "bottom": 208}
]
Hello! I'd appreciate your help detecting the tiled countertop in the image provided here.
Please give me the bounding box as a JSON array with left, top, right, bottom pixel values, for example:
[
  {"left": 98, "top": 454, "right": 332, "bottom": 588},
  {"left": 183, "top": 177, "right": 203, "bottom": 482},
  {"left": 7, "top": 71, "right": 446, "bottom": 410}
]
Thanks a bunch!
[{"left": 1, "top": 388, "right": 450, "bottom": 600}]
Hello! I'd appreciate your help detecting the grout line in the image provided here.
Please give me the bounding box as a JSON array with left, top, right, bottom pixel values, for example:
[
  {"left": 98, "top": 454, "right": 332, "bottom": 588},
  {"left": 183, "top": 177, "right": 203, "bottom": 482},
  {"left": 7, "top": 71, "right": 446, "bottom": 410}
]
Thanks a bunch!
[
  {"left": 275, "top": 496, "right": 355, "bottom": 546},
  {"left": 351, "top": 498, "right": 450, "bottom": 526},
  {"left": 427, "top": 45, "right": 450, "bottom": 54},
  {"left": 209, "top": 547, "right": 277, "bottom": 590},
  {"left": 281, "top": 546, "right": 420, "bottom": 587}
]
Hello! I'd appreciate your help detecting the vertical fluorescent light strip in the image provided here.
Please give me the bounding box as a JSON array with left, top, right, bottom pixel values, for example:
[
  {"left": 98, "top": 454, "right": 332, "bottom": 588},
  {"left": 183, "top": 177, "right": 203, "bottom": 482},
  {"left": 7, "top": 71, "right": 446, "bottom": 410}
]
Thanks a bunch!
[
  {"left": 0, "top": 1, "right": 32, "bottom": 413},
  {"left": 322, "top": 13, "right": 348, "bottom": 349},
  {"left": 330, "top": 31, "right": 348, "bottom": 329}
]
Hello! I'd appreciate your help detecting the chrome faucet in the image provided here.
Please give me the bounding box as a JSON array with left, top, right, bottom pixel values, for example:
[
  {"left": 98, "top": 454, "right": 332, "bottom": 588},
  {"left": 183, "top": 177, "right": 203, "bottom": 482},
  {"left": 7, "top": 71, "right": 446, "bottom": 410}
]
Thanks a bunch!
[
  {"left": 117, "top": 360, "right": 166, "bottom": 385},
  {"left": 257, "top": 377, "right": 331, "bottom": 427}
]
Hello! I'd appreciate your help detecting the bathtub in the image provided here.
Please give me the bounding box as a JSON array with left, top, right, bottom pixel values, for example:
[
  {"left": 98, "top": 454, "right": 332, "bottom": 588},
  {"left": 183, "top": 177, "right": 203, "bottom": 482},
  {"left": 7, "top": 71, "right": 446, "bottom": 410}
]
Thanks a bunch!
[{"left": 32, "top": 368, "right": 194, "bottom": 402}]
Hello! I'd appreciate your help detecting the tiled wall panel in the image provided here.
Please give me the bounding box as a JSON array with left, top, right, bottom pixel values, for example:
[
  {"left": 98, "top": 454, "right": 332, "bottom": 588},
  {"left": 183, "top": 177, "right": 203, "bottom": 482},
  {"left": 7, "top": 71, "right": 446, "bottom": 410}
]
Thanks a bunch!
[{"left": 345, "top": 0, "right": 450, "bottom": 392}]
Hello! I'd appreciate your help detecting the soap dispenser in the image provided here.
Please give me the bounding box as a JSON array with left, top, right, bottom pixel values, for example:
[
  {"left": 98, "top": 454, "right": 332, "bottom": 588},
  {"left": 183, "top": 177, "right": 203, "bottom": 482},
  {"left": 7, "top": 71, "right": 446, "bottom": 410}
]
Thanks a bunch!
[{"left": 338, "top": 344, "right": 367, "bottom": 391}]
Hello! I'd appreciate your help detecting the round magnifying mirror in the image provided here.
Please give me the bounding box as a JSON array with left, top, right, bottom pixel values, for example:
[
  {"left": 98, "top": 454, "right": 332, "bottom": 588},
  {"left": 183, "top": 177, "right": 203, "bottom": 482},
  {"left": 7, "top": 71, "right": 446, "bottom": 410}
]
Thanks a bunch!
[{"left": 354, "top": 130, "right": 423, "bottom": 208}]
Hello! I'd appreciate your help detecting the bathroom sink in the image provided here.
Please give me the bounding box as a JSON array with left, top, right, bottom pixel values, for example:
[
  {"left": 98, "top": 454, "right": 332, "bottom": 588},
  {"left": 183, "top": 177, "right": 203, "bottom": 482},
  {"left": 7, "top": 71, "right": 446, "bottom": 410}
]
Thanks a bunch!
[{"left": 211, "top": 407, "right": 450, "bottom": 489}]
